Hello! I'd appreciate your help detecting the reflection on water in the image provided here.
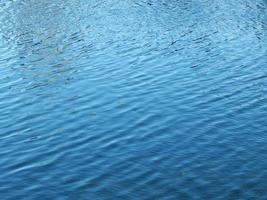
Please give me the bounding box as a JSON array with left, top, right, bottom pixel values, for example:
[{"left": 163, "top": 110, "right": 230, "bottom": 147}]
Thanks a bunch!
[
  {"left": 0, "top": 0, "right": 87, "bottom": 91},
  {"left": 0, "top": 0, "right": 267, "bottom": 199}
]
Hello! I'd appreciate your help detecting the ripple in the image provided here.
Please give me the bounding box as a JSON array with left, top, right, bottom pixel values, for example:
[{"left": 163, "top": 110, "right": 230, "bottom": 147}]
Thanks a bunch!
[{"left": 0, "top": 0, "right": 267, "bottom": 199}]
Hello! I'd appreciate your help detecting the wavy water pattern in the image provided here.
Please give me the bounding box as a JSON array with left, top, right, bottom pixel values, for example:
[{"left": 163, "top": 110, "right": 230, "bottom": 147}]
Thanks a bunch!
[{"left": 0, "top": 0, "right": 267, "bottom": 199}]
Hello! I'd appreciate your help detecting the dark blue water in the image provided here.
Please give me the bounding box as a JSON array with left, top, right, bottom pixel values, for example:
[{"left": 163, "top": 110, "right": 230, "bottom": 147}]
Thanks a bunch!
[{"left": 0, "top": 0, "right": 267, "bottom": 199}]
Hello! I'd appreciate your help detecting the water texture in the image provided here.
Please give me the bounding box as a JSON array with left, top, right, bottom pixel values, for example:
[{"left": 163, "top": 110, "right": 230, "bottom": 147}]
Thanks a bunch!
[{"left": 0, "top": 0, "right": 266, "bottom": 199}]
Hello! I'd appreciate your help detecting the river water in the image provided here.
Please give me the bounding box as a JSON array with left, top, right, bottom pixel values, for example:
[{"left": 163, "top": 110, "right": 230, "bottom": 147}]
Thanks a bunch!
[{"left": 0, "top": 0, "right": 267, "bottom": 199}]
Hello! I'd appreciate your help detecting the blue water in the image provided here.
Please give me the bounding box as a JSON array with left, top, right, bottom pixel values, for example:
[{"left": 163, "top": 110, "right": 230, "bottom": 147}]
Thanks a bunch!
[{"left": 0, "top": 0, "right": 267, "bottom": 199}]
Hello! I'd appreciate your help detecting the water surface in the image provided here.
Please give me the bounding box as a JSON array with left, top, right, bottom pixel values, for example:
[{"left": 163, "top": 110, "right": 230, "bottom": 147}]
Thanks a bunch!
[{"left": 0, "top": 0, "right": 267, "bottom": 199}]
